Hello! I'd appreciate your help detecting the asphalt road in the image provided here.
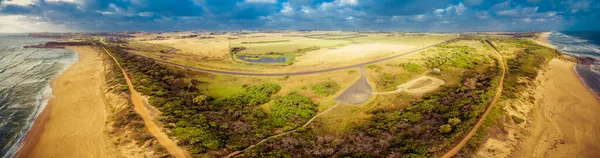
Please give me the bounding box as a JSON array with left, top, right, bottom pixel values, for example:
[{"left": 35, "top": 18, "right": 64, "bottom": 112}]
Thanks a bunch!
[
  {"left": 334, "top": 67, "right": 373, "bottom": 105},
  {"left": 114, "top": 38, "right": 457, "bottom": 77}
]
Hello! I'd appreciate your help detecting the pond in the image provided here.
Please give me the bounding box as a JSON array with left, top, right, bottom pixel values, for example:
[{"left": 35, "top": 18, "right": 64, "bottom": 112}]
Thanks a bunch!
[{"left": 238, "top": 56, "right": 287, "bottom": 63}]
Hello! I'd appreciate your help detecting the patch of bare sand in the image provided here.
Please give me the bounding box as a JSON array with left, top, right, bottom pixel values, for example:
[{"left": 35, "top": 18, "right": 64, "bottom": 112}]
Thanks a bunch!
[
  {"left": 372, "top": 76, "right": 444, "bottom": 95},
  {"left": 294, "top": 43, "right": 414, "bottom": 66},
  {"left": 516, "top": 59, "right": 600, "bottom": 157},
  {"left": 16, "top": 46, "right": 120, "bottom": 158}
]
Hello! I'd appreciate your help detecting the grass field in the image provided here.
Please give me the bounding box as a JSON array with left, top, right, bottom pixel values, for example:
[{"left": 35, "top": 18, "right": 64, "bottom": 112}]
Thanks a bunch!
[
  {"left": 348, "top": 35, "right": 455, "bottom": 46},
  {"left": 146, "top": 38, "right": 231, "bottom": 59},
  {"left": 232, "top": 38, "right": 349, "bottom": 55}
]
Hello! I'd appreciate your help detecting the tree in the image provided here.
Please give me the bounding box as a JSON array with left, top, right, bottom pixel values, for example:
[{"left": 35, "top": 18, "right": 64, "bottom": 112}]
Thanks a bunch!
[{"left": 448, "top": 118, "right": 461, "bottom": 126}]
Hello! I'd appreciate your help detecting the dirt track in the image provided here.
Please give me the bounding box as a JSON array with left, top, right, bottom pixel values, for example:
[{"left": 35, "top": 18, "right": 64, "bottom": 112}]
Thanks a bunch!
[
  {"left": 372, "top": 76, "right": 444, "bottom": 95},
  {"left": 103, "top": 47, "right": 190, "bottom": 158},
  {"left": 334, "top": 67, "right": 372, "bottom": 104},
  {"left": 441, "top": 40, "right": 506, "bottom": 158}
]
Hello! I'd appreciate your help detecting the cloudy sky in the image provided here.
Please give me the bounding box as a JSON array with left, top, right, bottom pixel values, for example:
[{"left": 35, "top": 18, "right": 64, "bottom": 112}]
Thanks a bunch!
[{"left": 0, "top": 0, "right": 599, "bottom": 33}]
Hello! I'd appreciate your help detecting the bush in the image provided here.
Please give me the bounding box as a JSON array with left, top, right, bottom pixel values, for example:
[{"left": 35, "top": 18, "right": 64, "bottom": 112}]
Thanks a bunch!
[
  {"left": 270, "top": 94, "right": 318, "bottom": 130},
  {"left": 311, "top": 81, "right": 340, "bottom": 97},
  {"left": 439, "top": 124, "right": 452, "bottom": 133}
]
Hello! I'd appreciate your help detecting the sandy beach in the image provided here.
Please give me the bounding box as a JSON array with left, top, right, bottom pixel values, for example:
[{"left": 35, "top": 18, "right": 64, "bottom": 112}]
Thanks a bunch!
[
  {"left": 513, "top": 59, "right": 600, "bottom": 157},
  {"left": 534, "top": 32, "right": 557, "bottom": 49},
  {"left": 15, "top": 46, "right": 120, "bottom": 157}
]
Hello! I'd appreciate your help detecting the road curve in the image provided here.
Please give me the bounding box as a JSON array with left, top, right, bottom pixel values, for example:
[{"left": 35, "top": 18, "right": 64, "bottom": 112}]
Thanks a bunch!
[
  {"left": 441, "top": 40, "right": 506, "bottom": 158},
  {"left": 114, "top": 38, "right": 457, "bottom": 76}
]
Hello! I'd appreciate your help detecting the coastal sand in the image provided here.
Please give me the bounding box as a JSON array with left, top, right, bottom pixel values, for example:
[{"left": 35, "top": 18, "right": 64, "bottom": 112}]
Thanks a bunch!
[
  {"left": 16, "top": 46, "right": 120, "bottom": 157},
  {"left": 515, "top": 59, "right": 600, "bottom": 157}
]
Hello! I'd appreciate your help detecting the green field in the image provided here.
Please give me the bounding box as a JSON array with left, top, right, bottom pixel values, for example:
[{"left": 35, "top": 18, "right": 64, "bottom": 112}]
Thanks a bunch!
[{"left": 232, "top": 38, "right": 349, "bottom": 55}]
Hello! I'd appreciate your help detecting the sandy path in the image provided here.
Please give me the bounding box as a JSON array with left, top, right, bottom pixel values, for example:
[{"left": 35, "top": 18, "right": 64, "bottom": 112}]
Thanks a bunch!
[
  {"left": 16, "top": 46, "right": 119, "bottom": 158},
  {"left": 372, "top": 76, "right": 444, "bottom": 95},
  {"left": 441, "top": 40, "right": 506, "bottom": 158},
  {"left": 515, "top": 59, "right": 600, "bottom": 157},
  {"left": 102, "top": 47, "right": 190, "bottom": 158}
]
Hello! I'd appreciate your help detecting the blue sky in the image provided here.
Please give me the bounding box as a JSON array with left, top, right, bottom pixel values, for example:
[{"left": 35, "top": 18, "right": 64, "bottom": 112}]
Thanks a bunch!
[{"left": 0, "top": 0, "right": 599, "bottom": 32}]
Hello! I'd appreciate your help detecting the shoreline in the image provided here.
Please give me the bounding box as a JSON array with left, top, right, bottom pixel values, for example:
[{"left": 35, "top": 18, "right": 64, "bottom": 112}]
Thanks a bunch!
[
  {"left": 8, "top": 48, "right": 78, "bottom": 158},
  {"left": 539, "top": 31, "right": 600, "bottom": 100},
  {"left": 14, "top": 46, "right": 119, "bottom": 157},
  {"left": 14, "top": 78, "right": 59, "bottom": 157},
  {"left": 573, "top": 65, "right": 600, "bottom": 100}
]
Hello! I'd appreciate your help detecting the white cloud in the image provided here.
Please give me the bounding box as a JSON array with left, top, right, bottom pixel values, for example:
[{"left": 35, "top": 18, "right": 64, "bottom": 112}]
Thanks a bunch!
[
  {"left": 339, "top": 0, "right": 358, "bottom": 6},
  {"left": 345, "top": 16, "right": 355, "bottom": 20},
  {"left": 301, "top": 6, "right": 311, "bottom": 14},
  {"left": 244, "top": 0, "right": 277, "bottom": 4},
  {"left": 434, "top": 9, "right": 445, "bottom": 14},
  {"left": 2, "top": 0, "right": 35, "bottom": 5},
  {"left": 0, "top": 15, "right": 72, "bottom": 33},
  {"left": 280, "top": 2, "right": 294, "bottom": 15}
]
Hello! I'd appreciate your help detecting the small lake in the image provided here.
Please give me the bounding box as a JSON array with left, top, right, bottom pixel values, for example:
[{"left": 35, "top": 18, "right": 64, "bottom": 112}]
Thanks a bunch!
[{"left": 238, "top": 56, "right": 287, "bottom": 63}]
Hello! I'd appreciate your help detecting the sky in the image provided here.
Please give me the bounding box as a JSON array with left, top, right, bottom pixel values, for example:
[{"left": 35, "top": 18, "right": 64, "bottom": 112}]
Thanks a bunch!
[{"left": 0, "top": 0, "right": 599, "bottom": 33}]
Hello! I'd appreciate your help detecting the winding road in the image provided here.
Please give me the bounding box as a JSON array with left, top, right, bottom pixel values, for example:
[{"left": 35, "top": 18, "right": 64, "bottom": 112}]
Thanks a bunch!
[
  {"left": 114, "top": 38, "right": 457, "bottom": 76},
  {"left": 441, "top": 40, "right": 506, "bottom": 158}
]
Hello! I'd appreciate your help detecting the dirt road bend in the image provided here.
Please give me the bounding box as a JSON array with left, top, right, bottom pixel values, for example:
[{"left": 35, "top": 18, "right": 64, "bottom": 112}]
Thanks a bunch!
[
  {"left": 441, "top": 40, "right": 506, "bottom": 158},
  {"left": 102, "top": 47, "right": 190, "bottom": 158}
]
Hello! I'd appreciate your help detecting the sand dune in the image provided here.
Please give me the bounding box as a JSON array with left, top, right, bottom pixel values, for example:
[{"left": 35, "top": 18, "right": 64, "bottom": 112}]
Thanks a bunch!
[
  {"left": 515, "top": 59, "right": 600, "bottom": 157},
  {"left": 16, "top": 46, "right": 120, "bottom": 157}
]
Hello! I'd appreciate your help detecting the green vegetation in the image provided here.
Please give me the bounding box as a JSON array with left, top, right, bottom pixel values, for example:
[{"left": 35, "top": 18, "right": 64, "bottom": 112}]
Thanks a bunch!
[
  {"left": 401, "top": 63, "right": 424, "bottom": 73},
  {"left": 249, "top": 68, "right": 501, "bottom": 157},
  {"left": 235, "top": 46, "right": 321, "bottom": 65},
  {"left": 107, "top": 46, "right": 284, "bottom": 155},
  {"left": 500, "top": 39, "right": 561, "bottom": 99},
  {"left": 424, "top": 45, "right": 487, "bottom": 69},
  {"left": 457, "top": 39, "right": 559, "bottom": 156},
  {"left": 100, "top": 48, "right": 169, "bottom": 156},
  {"left": 311, "top": 81, "right": 341, "bottom": 97},
  {"left": 270, "top": 94, "right": 319, "bottom": 130}
]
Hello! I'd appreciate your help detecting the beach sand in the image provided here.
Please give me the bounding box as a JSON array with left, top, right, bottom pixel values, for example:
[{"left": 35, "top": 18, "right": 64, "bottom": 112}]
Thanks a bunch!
[
  {"left": 534, "top": 32, "right": 557, "bottom": 49},
  {"left": 514, "top": 59, "right": 600, "bottom": 157},
  {"left": 15, "top": 46, "right": 120, "bottom": 157}
]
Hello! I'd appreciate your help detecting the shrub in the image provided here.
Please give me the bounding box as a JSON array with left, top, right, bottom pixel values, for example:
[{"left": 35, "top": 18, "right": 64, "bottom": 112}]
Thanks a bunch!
[
  {"left": 439, "top": 124, "right": 452, "bottom": 133},
  {"left": 311, "top": 81, "right": 340, "bottom": 97},
  {"left": 270, "top": 94, "right": 318, "bottom": 130}
]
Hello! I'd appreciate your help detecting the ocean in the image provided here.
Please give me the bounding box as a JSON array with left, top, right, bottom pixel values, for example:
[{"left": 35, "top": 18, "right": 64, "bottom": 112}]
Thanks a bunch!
[
  {"left": 547, "top": 31, "right": 600, "bottom": 98},
  {"left": 0, "top": 34, "right": 77, "bottom": 158}
]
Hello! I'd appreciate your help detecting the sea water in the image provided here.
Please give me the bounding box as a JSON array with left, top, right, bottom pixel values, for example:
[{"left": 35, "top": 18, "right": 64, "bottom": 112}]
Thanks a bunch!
[
  {"left": 0, "top": 34, "right": 77, "bottom": 158},
  {"left": 547, "top": 31, "right": 600, "bottom": 98}
]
